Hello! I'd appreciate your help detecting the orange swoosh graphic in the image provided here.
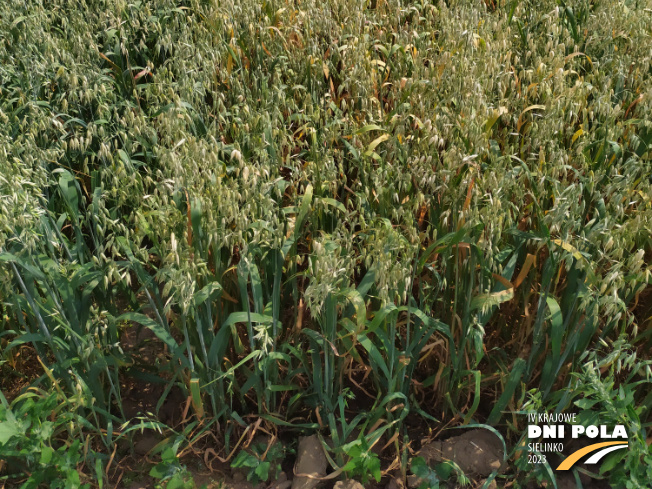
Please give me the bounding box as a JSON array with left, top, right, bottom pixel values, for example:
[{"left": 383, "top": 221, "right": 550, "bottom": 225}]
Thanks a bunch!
[{"left": 557, "top": 441, "right": 628, "bottom": 470}]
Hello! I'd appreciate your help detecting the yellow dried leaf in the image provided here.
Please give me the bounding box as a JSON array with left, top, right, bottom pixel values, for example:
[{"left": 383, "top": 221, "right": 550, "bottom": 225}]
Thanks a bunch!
[
  {"left": 552, "top": 239, "right": 584, "bottom": 261},
  {"left": 572, "top": 128, "right": 584, "bottom": 144}
]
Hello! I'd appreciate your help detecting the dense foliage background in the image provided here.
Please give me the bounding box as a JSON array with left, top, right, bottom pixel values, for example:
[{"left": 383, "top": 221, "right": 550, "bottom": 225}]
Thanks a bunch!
[{"left": 1, "top": 0, "right": 651, "bottom": 487}]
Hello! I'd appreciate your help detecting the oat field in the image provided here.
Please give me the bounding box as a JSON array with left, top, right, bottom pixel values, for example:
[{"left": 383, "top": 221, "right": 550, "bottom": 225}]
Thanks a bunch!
[{"left": 1, "top": 0, "right": 651, "bottom": 487}]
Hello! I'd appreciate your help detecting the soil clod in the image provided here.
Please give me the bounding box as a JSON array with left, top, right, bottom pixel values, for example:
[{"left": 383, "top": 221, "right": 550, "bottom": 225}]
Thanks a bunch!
[
  {"left": 417, "top": 429, "right": 504, "bottom": 478},
  {"left": 333, "top": 480, "right": 365, "bottom": 489},
  {"left": 291, "top": 435, "right": 328, "bottom": 489}
]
